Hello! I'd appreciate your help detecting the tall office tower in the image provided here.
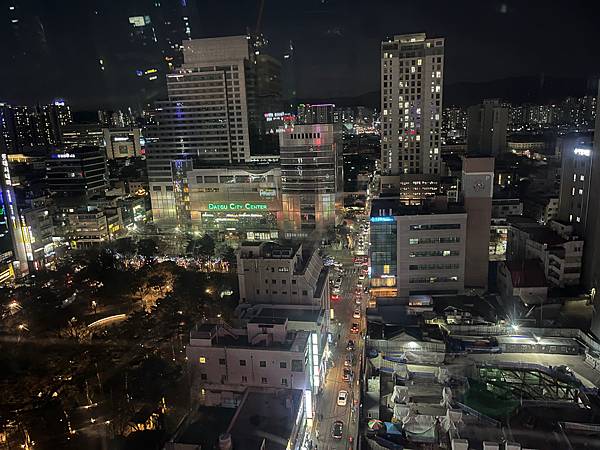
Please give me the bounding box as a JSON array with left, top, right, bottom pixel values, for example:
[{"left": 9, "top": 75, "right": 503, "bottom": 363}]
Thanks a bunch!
[
  {"left": 279, "top": 124, "right": 343, "bottom": 236},
  {"left": 462, "top": 156, "right": 494, "bottom": 289},
  {"left": 467, "top": 99, "right": 509, "bottom": 156},
  {"left": 45, "top": 147, "right": 108, "bottom": 199},
  {"left": 381, "top": 33, "right": 444, "bottom": 175},
  {"left": 558, "top": 133, "right": 593, "bottom": 235},
  {"left": 146, "top": 35, "right": 274, "bottom": 222}
]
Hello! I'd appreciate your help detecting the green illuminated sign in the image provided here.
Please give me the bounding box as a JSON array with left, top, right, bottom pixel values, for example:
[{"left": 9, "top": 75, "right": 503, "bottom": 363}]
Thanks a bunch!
[{"left": 207, "top": 203, "right": 268, "bottom": 211}]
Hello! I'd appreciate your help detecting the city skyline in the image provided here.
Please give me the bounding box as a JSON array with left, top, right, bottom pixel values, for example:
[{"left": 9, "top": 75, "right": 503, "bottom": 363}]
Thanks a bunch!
[
  {"left": 1, "top": 0, "right": 599, "bottom": 109},
  {"left": 2, "top": 4, "right": 600, "bottom": 450}
]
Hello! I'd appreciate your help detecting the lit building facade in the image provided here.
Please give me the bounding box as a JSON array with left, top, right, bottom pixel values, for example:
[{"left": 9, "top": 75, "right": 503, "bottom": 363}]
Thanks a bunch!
[
  {"left": 370, "top": 199, "right": 467, "bottom": 298},
  {"left": 174, "top": 163, "right": 282, "bottom": 239},
  {"left": 146, "top": 35, "right": 282, "bottom": 223},
  {"left": 187, "top": 320, "right": 313, "bottom": 408},
  {"left": 381, "top": 33, "right": 444, "bottom": 175},
  {"left": 103, "top": 127, "right": 143, "bottom": 159},
  {"left": 45, "top": 147, "right": 108, "bottom": 198},
  {"left": 558, "top": 135, "right": 593, "bottom": 235},
  {"left": 279, "top": 123, "right": 343, "bottom": 236}
]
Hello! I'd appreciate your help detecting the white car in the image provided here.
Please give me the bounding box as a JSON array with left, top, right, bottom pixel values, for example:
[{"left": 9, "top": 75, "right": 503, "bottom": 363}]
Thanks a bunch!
[
  {"left": 353, "top": 309, "right": 360, "bottom": 319},
  {"left": 337, "top": 390, "right": 348, "bottom": 406}
]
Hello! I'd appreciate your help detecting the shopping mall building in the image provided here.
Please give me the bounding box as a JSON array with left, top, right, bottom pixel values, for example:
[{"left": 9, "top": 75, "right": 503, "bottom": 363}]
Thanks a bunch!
[{"left": 173, "top": 161, "right": 282, "bottom": 241}]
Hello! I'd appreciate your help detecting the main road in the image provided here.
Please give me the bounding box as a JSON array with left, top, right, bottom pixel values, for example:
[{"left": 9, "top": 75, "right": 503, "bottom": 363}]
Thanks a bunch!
[{"left": 314, "top": 254, "right": 367, "bottom": 450}]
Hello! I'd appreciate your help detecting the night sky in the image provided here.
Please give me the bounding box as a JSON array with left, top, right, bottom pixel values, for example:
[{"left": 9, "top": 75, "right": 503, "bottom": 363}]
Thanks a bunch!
[{"left": 1, "top": 0, "right": 599, "bottom": 109}]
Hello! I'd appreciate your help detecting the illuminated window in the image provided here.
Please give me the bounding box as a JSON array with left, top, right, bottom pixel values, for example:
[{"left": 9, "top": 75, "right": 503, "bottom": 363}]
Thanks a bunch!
[
  {"left": 383, "top": 264, "right": 390, "bottom": 274},
  {"left": 199, "top": 357, "right": 206, "bottom": 364}
]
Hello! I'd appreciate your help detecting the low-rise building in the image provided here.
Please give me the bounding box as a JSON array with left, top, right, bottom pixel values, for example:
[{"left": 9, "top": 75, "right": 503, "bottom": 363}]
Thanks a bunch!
[
  {"left": 507, "top": 218, "right": 583, "bottom": 287},
  {"left": 523, "top": 195, "right": 559, "bottom": 224},
  {"left": 492, "top": 198, "right": 523, "bottom": 219},
  {"left": 497, "top": 259, "right": 548, "bottom": 304},
  {"left": 166, "top": 388, "right": 307, "bottom": 450},
  {"left": 64, "top": 207, "right": 110, "bottom": 248},
  {"left": 186, "top": 319, "right": 311, "bottom": 408},
  {"left": 237, "top": 241, "right": 329, "bottom": 309}
]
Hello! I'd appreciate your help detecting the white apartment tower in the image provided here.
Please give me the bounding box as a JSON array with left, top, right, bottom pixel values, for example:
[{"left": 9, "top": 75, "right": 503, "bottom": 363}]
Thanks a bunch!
[
  {"left": 381, "top": 33, "right": 444, "bottom": 175},
  {"left": 146, "top": 36, "right": 254, "bottom": 221}
]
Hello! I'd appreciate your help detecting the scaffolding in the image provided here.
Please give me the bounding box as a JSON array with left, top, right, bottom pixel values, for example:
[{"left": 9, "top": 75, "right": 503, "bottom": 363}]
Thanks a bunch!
[{"left": 477, "top": 363, "right": 582, "bottom": 402}]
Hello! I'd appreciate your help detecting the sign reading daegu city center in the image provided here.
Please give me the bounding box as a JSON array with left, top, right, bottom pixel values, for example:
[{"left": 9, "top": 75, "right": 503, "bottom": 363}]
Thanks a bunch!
[{"left": 207, "top": 203, "right": 268, "bottom": 211}]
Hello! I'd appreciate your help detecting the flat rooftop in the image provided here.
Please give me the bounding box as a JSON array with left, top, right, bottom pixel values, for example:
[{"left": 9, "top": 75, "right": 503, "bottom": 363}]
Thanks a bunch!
[
  {"left": 254, "top": 307, "right": 323, "bottom": 323},
  {"left": 371, "top": 198, "right": 464, "bottom": 218},
  {"left": 227, "top": 389, "right": 303, "bottom": 450}
]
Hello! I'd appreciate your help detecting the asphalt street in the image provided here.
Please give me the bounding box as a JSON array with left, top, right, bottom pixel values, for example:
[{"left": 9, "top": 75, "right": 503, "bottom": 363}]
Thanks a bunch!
[{"left": 314, "top": 259, "right": 365, "bottom": 450}]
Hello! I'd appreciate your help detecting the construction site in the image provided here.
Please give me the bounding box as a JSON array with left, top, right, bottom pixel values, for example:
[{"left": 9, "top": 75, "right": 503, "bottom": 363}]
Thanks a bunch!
[{"left": 364, "top": 348, "right": 600, "bottom": 450}]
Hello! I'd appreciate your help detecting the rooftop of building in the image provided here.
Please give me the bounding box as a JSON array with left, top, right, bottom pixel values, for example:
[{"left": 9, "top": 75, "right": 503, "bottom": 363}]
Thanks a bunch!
[
  {"left": 227, "top": 389, "right": 304, "bottom": 450},
  {"left": 528, "top": 227, "right": 567, "bottom": 245},
  {"left": 241, "top": 305, "right": 324, "bottom": 325},
  {"left": 239, "top": 241, "right": 302, "bottom": 260},
  {"left": 366, "top": 344, "right": 599, "bottom": 450},
  {"left": 505, "top": 260, "right": 547, "bottom": 288},
  {"left": 168, "top": 406, "right": 235, "bottom": 449},
  {"left": 370, "top": 197, "right": 464, "bottom": 218},
  {"left": 238, "top": 241, "right": 323, "bottom": 278},
  {"left": 189, "top": 322, "right": 309, "bottom": 353}
]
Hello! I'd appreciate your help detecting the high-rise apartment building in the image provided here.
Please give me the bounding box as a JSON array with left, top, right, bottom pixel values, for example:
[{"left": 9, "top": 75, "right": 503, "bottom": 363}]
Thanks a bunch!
[
  {"left": 558, "top": 133, "right": 593, "bottom": 235},
  {"left": 0, "top": 101, "right": 72, "bottom": 152},
  {"left": 381, "top": 33, "right": 444, "bottom": 175},
  {"left": 146, "top": 35, "right": 281, "bottom": 222},
  {"left": 467, "top": 99, "right": 508, "bottom": 156},
  {"left": 279, "top": 123, "right": 343, "bottom": 235}
]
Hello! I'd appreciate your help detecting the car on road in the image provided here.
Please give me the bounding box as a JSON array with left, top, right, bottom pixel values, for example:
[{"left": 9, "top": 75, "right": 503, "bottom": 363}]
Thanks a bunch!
[
  {"left": 346, "top": 340, "right": 355, "bottom": 351},
  {"left": 337, "top": 390, "right": 348, "bottom": 406},
  {"left": 355, "top": 296, "right": 361, "bottom": 305},
  {"left": 344, "top": 354, "right": 353, "bottom": 366},
  {"left": 331, "top": 420, "right": 344, "bottom": 439},
  {"left": 358, "top": 273, "right": 365, "bottom": 280},
  {"left": 350, "top": 323, "right": 359, "bottom": 333},
  {"left": 343, "top": 368, "right": 353, "bottom": 382},
  {"left": 353, "top": 309, "right": 360, "bottom": 319}
]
